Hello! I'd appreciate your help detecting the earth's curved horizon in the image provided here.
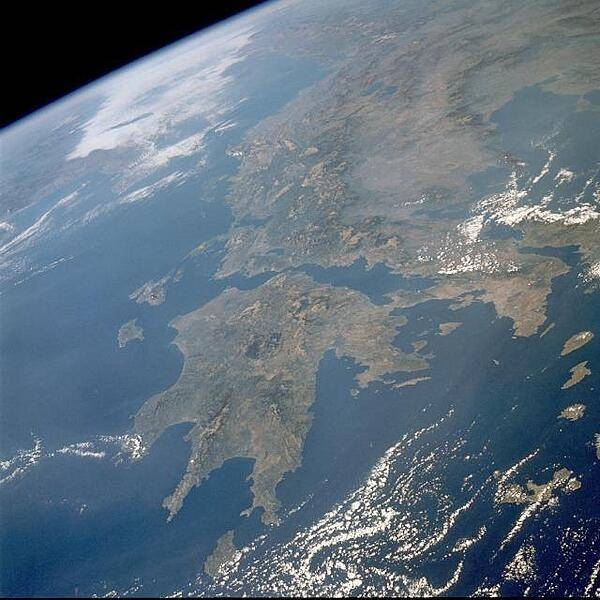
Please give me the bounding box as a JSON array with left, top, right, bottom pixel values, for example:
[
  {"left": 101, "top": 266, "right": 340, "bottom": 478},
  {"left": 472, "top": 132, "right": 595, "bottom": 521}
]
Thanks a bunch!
[{"left": 1, "top": 0, "right": 599, "bottom": 596}]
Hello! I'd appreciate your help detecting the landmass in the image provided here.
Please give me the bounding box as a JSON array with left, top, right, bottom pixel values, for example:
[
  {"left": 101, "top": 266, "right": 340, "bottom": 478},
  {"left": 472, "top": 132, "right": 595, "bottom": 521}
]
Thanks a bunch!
[
  {"left": 412, "top": 340, "right": 428, "bottom": 352},
  {"left": 496, "top": 468, "right": 581, "bottom": 505},
  {"left": 394, "top": 376, "right": 431, "bottom": 388},
  {"left": 560, "top": 331, "right": 594, "bottom": 356},
  {"left": 213, "top": 0, "right": 599, "bottom": 343},
  {"left": 129, "top": 278, "right": 168, "bottom": 306},
  {"left": 561, "top": 361, "right": 591, "bottom": 390},
  {"left": 129, "top": 268, "right": 183, "bottom": 306},
  {"left": 117, "top": 319, "right": 144, "bottom": 348},
  {"left": 128, "top": 0, "right": 600, "bottom": 526},
  {"left": 134, "top": 273, "right": 427, "bottom": 524},
  {"left": 558, "top": 404, "right": 586, "bottom": 421},
  {"left": 539, "top": 322, "right": 555, "bottom": 338},
  {"left": 204, "top": 530, "right": 237, "bottom": 579},
  {"left": 438, "top": 322, "right": 462, "bottom": 336}
]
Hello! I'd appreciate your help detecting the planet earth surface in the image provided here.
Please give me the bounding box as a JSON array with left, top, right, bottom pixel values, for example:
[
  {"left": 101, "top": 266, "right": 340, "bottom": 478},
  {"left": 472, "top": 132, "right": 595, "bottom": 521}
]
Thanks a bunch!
[{"left": 1, "top": 0, "right": 599, "bottom": 596}]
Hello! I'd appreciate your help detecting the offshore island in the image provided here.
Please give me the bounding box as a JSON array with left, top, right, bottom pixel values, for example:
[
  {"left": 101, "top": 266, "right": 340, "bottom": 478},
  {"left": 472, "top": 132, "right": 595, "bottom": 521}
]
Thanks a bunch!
[{"left": 117, "top": 319, "right": 145, "bottom": 348}]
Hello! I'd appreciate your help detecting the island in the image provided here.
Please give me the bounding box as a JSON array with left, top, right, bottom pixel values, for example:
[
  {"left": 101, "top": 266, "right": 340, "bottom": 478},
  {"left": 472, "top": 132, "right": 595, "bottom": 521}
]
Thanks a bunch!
[
  {"left": 204, "top": 530, "right": 237, "bottom": 579},
  {"left": 117, "top": 319, "right": 144, "bottom": 348},
  {"left": 496, "top": 467, "right": 581, "bottom": 505},
  {"left": 394, "top": 376, "right": 431, "bottom": 388},
  {"left": 539, "top": 322, "right": 555, "bottom": 338},
  {"left": 560, "top": 331, "right": 594, "bottom": 356},
  {"left": 438, "top": 322, "right": 462, "bottom": 336},
  {"left": 561, "top": 361, "right": 591, "bottom": 390},
  {"left": 412, "top": 340, "right": 428, "bottom": 352},
  {"left": 129, "top": 277, "right": 169, "bottom": 306},
  {"left": 558, "top": 404, "right": 586, "bottom": 421},
  {"left": 129, "top": 268, "right": 183, "bottom": 307}
]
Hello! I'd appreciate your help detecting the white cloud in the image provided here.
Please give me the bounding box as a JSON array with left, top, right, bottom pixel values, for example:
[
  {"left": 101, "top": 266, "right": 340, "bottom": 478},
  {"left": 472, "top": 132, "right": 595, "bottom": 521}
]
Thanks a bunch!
[{"left": 68, "top": 23, "right": 256, "bottom": 161}]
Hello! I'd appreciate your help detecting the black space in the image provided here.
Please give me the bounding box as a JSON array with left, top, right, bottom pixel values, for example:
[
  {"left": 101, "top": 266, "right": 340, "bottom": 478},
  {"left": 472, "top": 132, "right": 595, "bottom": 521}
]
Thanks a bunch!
[{"left": 2, "top": 1, "right": 268, "bottom": 128}]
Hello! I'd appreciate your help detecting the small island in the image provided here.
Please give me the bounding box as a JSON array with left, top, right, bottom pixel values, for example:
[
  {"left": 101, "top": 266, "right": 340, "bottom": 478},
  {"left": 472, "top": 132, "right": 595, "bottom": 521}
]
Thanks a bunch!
[
  {"left": 394, "top": 376, "right": 431, "bottom": 388},
  {"left": 129, "top": 278, "right": 168, "bottom": 306},
  {"left": 412, "top": 340, "right": 428, "bottom": 352},
  {"left": 539, "top": 322, "right": 555, "bottom": 338},
  {"left": 438, "top": 322, "right": 462, "bottom": 336},
  {"left": 561, "top": 361, "right": 591, "bottom": 389},
  {"left": 560, "top": 331, "right": 594, "bottom": 356},
  {"left": 558, "top": 404, "right": 586, "bottom": 421},
  {"left": 117, "top": 319, "right": 145, "bottom": 348}
]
